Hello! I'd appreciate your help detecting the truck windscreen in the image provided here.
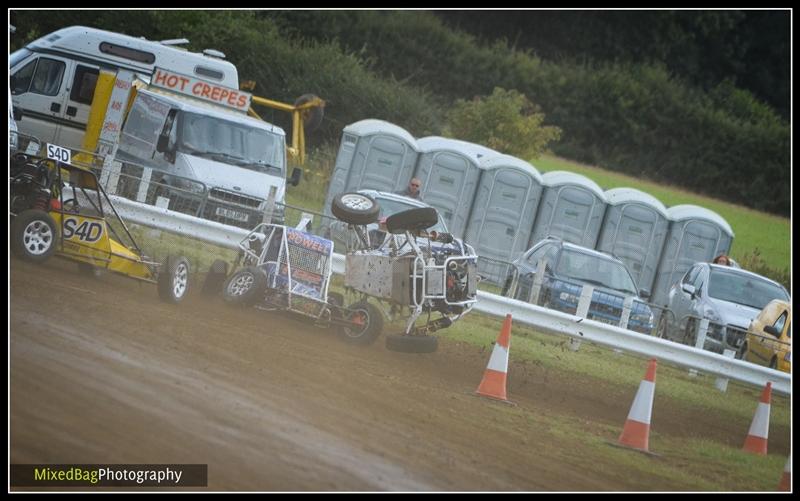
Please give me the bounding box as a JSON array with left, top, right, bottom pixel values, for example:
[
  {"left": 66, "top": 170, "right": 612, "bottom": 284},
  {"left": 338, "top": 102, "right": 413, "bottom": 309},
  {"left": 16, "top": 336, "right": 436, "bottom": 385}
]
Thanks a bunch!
[{"left": 178, "top": 111, "right": 285, "bottom": 176}]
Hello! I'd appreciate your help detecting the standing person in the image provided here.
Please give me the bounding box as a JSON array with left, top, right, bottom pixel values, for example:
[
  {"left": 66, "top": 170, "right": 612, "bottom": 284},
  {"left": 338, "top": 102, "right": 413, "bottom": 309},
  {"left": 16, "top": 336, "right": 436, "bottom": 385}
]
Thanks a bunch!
[{"left": 398, "top": 178, "right": 422, "bottom": 199}]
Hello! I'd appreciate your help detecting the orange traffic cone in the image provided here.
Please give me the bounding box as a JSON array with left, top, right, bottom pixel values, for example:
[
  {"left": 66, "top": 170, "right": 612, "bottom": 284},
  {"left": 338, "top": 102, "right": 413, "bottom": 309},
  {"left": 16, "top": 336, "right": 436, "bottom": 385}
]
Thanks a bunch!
[
  {"left": 743, "top": 382, "right": 772, "bottom": 455},
  {"left": 618, "top": 358, "right": 658, "bottom": 453},
  {"left": 475, "top": 313, "right": 512, "bottom": 402},
  {"left": 778, "top": 454, "right": 791, "bottom": 491}
]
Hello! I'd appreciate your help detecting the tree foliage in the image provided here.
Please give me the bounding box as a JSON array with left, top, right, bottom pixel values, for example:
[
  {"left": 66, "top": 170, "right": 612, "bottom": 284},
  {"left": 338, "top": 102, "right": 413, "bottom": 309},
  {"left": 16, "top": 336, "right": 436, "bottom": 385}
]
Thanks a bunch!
[{"left": 445, "top": 88, "right": 561, "bottom": 160}]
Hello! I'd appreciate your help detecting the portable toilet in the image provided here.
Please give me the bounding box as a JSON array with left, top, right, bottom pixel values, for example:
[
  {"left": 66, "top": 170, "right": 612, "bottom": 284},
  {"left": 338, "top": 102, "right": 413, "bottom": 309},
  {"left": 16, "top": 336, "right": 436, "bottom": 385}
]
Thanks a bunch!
[
  {"left": 463, "top": 155, "right": 544, "bottom": 284},
  {"left": 323, "top": 119, "right": 420, "bottom": 224},
  {"left": 596, "top": 187, "right": 669, "bottom": 295},
  {"left": 650, "top": 204, "right": 735, "bottom": 312},
  {"left": 529, "top": 171, "right": 607, "bottom": 249},
  {"left": 414, "top": 137, "right": 499, "bottom": 237}
]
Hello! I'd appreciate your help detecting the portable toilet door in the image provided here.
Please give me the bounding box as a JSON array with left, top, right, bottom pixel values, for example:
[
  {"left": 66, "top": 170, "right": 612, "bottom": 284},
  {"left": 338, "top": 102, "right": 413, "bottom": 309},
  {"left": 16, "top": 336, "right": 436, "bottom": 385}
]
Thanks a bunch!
[
  {"left": 596, "top": 187, "right": 669, "bottom": 295},
  {"left": 464, "top": 155, "right": 544, "bottom": 284},
  {"left": 324, "top": 119, "right": 419, "bottom": 223},
  {"left": 529, "top": 171, "right": 607, "bottom": 249},
  {"left": 650, "top": 204, "right": 734, "bottom": 311},
  {"left": 414, "top": 137, "right": 499, "bottom": 238}
]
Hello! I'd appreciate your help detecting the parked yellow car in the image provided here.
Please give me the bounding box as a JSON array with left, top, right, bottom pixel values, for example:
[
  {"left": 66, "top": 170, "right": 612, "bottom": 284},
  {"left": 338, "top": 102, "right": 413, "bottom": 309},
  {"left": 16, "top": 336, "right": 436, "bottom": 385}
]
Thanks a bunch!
[{"left": 744, "top": 299, "right": 791, "bottom": 373}]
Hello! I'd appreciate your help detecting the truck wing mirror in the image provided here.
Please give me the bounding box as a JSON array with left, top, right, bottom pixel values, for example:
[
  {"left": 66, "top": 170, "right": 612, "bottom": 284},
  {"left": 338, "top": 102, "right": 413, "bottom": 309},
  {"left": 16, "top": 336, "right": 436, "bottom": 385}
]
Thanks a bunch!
[
  {"left": 155, "top": 132, "right": 170, "bottom": 153},
  {"left": 290, "top": 167, "right": 302, "bottom": 187}
]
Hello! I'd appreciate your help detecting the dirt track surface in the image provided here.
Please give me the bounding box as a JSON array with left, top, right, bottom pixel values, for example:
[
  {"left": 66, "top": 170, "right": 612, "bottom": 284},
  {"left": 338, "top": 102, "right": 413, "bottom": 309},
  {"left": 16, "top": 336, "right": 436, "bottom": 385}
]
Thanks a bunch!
[{"left": 10, "top": 256, "right": 790, "bottom": 491}]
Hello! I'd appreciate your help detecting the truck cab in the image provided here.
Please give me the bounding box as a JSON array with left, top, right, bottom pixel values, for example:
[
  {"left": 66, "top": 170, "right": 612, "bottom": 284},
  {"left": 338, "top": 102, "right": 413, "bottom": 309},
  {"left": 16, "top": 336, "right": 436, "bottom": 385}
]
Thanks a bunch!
[{"left": 115, "top": 69, "right": 299, "bottom": 228}]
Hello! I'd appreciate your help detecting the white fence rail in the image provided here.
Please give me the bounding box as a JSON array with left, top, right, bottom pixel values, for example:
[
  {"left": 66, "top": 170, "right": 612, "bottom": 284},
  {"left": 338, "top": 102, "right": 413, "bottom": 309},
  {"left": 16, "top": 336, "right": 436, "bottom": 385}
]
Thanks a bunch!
[{"left": 109, "top": 196, "right": 791, "bottom": 396}]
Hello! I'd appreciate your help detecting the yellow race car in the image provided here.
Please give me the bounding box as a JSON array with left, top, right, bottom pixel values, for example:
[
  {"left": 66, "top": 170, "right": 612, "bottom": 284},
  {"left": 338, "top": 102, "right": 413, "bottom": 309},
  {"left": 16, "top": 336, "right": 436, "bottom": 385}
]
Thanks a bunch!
[{"left": 10, "top": 148, "right": 190, "bottom": 303}]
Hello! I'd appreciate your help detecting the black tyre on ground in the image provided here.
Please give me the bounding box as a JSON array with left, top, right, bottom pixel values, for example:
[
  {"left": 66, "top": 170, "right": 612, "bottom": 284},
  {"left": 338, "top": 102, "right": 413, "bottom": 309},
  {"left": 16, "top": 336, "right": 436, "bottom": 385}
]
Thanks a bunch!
[
  {"left": 201, "top": 259, "right": 229, "bottom": 296},
  {"left": 385, "top": 207, "right": 438, "bottom": 234},
  {"left": 294, "top": 94, "right": 325, "bottom": 132},
  {"left": 385, "top": 334, "right": 439, "bottom": 354},
  {"left": 158, "top": 255, "right": 191, "bottom": 304},
  {"left": 222, "top": 266, "right": 267, "bottom": 306},
  {"left": 11, "top": 209, "right": 58, "bottom": 263},
  {"left": 331, "top": 192, "right": 380, "bottom": 225},
  {"left": 340, "top": 300, "right": 383, "bottom": 345}
]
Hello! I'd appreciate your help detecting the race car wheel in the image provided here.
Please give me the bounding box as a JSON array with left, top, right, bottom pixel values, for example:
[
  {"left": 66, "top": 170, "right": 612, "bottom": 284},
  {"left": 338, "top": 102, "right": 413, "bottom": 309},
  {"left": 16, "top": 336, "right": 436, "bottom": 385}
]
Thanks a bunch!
[
  {"left": 331, "top": 192, "right": 380, "bottom": 225},
  {"left": 340, "top": 300, "right": 383, "bottom": 345},
  {"left": 223, "top": 266, "right": 266, "bottom": 306},
  {"left": 385, "top": 334, "right": 439, "bottom": 354},
  {"left": 385, "top": 207, "right": 438, "bottom": 234},
  {"left": 11, "top": 209, "right": 58, "bottom": 263},
  {"left": 201, "top": 259, "right": 229, "bottom": 296},
  {"left": 158, "top": 255, "right": 191, "bottom": 304}
]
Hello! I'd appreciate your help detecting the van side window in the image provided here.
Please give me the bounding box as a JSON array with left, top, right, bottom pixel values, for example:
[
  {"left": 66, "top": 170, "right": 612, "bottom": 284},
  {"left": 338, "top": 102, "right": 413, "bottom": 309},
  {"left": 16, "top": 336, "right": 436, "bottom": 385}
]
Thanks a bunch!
[
  {"left": 69, "top": 66, "right": 100, "bottom": 105},
  {"left": 195, "top": 66, "right": 224, "bottom": 81},
  {"left": 99, "top": 42, "right": 155, "bottom": 64},
  {"left": 11, "top": 59, "right": 38, "bottom": 94},
  {"left": 30, "top": 58, "right": 66, "bottom": 96}
]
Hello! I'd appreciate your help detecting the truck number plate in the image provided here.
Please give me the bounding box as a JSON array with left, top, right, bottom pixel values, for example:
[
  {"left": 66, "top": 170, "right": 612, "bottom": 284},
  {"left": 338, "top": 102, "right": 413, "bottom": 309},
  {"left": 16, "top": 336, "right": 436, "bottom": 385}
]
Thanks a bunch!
[{"left": 216, "top": 206, "right": 249, "bottom": 222}]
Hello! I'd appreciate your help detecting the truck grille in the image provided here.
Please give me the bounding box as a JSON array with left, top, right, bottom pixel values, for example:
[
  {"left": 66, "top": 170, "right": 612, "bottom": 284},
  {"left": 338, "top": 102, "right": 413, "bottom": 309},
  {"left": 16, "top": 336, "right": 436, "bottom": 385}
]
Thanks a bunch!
[
  {"left": 208, "top": 188, "right": 263, "bottom": 209},
  {"left": 726, "top": 325, "right": 748, "bottom": 348}
]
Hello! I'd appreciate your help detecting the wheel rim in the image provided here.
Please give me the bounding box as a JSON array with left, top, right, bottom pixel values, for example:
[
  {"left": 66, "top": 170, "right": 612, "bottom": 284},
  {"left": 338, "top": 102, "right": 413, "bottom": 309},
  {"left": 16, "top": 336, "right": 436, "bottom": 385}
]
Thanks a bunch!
[
  {"left": 340, "top": 194, "right": 373, "bottom": 211},
  {"left": 22, "top": 220, "right": 53, "bottom": 255},
  {"left": 229, "top": 272, "right": 254, "bottom": 297},
  {"left": 344, "top": 309, "right": 369, "bottom": 338},
  {"left": 172, "top": 262, "right": 189, "bottom": 298}
]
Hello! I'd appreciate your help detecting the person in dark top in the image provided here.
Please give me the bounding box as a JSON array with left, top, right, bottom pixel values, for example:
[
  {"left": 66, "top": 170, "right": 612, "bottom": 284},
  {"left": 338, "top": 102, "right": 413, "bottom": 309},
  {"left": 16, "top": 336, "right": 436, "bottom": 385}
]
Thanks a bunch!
[{"left": 399, "top": 178, "right": 422, "bottom": 199}]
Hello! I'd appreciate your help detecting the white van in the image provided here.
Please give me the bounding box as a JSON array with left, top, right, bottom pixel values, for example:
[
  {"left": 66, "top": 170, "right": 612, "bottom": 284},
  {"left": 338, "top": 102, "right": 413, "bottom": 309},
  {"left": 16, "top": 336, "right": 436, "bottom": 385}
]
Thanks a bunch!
[
  {"left": 116, "top": 68, "right": 300, "bottom": 228},
  {"left": 9, "top": 25, "right": 238, "bottom": 151}
]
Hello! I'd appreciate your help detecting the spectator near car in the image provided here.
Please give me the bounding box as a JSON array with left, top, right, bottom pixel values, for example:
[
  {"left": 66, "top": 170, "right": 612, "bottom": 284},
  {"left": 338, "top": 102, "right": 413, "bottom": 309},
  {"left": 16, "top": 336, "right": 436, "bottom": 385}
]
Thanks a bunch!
[
  {"left": 502, "top": 237, "right": 655, "bottom": 335},
  {"left": 655, "top": 262, "right": 790, "bottom": 358}
]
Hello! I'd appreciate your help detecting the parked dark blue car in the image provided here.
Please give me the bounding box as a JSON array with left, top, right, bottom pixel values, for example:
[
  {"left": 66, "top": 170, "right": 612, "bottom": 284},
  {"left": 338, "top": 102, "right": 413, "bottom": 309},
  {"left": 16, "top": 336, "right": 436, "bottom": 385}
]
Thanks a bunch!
[{"left": 503, "top": 238, "right": 654, "bottom": 334}]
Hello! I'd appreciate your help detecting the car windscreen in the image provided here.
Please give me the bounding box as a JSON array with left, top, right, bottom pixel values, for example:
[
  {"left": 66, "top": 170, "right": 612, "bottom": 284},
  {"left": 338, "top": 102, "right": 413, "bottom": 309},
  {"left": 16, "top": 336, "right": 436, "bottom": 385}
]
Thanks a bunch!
[
  {"left": 555, "top": 249, "right": 638, "bottom": 295},
  {"left": 708, "top": 269, "right": 790, "bottom": 310},
  {"left": 374, "top": 197, "right": 447, "bottom": 233},
  {"left": 178, "top": 112, "right": 285, "bottom": 176}
]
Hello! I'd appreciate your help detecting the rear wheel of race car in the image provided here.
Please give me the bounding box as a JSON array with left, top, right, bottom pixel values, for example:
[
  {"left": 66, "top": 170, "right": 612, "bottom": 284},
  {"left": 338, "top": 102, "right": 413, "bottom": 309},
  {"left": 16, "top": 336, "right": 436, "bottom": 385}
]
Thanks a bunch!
[
  {"left": 201, "top": 259, "right": 229, "bottom": 296},
  {"left": 340, "top": 300, "right": 383, "bottom": 345},
  {"left": 158, "top": 255, "right": 191, "bottom": 304},
  {"left": 223, "top": 266, "right": 266, "bottom": 306},
  {"left": 385, "top": 334, "right": 439, "bottom": 354},
  {"left": 11, "top": 209, "right": 58, "bottom": 263},
  {"left": 331, "top": 192, "right": 380, "bottom": 225},
  {"left": 385, "top": 207, "right": 438, "bottom": 234}
]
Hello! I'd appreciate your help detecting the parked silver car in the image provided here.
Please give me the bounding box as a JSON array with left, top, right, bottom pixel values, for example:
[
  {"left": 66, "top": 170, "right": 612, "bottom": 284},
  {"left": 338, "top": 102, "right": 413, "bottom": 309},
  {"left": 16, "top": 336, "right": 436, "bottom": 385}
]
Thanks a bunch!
[{"left": 655, "top": 262, "right": 790, "bottom": 358}]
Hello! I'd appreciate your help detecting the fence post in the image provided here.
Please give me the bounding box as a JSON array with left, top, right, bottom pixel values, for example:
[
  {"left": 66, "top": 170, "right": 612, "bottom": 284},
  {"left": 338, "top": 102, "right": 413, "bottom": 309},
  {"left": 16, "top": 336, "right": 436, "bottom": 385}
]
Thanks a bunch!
[
  {"left": 688, "top": 318, "right": 710, "bottom": 377},
  {"left": 136, "top": 167, "right": 152, "bottom": 202},
  {"left": 571, "top": 285, "right": 594, "bottom": 352},
  {"left": 262, "top": 185, "right": 277, "bottom": 224},
  {"left": 100, "top": 159, "right": 122, "bottom": 195},
  {"left": 714, "top": 349, "right": 737, "bottom": 392},
  {"left": 528, "top": 259, "right": 546, "bottom": 305}
]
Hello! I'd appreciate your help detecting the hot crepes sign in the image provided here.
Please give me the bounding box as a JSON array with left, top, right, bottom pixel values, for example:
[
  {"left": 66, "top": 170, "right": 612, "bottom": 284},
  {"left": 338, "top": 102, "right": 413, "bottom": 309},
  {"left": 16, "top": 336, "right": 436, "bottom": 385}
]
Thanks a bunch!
[{"left": 150, "top": 67, "right": 252, "bottom": 112}]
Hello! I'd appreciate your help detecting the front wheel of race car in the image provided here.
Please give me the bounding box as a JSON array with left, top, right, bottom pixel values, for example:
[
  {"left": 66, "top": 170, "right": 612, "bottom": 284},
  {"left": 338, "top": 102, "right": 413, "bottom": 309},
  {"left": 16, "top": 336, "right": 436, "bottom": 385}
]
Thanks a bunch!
[
  {"left": 222, "top": 266, "right": 266, "bottom": 306},
  {"left": 385, "top": 334, "right": 439, "bottom": 354},
  {"left": 11, "top": 209, "right": 58, "bottom": 263},
  {"left": 158, "top": 255, "right": 191, "bottom": 304},
  {"left": 331, "top": 192, "right": 380, "bottom": 225},
  {"left": 340, "top": 300, "right": 383, "bottom": 345}
]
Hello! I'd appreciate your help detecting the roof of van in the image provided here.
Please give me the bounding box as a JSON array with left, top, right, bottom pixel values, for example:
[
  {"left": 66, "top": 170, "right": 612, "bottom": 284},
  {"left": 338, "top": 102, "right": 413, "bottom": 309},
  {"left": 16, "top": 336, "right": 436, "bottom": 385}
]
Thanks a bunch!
[
  {"left": 666, "top": 204, "right": 734, "bottom": 236},
  {"left": 27, "top": 26, "right": 239, "bottom": 88},
  {"left": 139, "top": 87, "right": 285, "bottom": 136}
]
